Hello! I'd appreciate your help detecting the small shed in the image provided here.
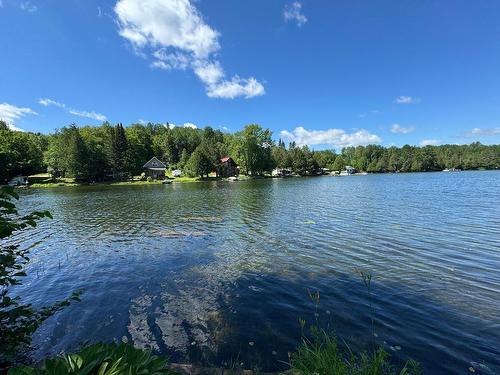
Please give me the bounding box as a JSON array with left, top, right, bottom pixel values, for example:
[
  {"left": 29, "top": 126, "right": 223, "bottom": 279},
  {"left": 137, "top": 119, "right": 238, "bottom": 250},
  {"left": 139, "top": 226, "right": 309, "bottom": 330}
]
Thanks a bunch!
[
  {"left": 143, "top": 157, "right": 167, "bottom": 180},
  {"left": 219, "top": 157, "right": 239, "bottom": 177}
]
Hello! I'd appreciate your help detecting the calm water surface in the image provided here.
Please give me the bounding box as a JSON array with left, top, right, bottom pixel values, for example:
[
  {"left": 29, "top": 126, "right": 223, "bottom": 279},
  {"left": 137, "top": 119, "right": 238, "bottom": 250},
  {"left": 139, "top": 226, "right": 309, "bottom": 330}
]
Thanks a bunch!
[{"left": 7, "top": 171, "right": 500, "bottom": 374}]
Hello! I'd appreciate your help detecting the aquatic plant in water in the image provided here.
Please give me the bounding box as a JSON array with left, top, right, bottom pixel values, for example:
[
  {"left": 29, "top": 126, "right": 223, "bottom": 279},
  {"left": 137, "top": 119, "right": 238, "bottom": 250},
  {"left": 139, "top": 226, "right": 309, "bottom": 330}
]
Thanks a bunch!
[{"left": 291, "top": 328, "right": 420, "bottom": 375}]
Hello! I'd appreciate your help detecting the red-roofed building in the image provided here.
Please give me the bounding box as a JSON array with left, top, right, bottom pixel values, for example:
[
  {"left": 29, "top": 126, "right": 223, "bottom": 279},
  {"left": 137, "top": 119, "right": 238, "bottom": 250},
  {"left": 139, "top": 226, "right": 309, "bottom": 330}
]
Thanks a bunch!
[{"left": 219, "top": 157, "right": 239, "bottom": 177}]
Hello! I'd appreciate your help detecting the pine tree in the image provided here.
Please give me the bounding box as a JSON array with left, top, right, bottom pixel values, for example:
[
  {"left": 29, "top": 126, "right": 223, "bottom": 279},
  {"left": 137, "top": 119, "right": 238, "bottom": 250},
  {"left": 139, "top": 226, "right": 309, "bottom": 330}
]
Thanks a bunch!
[{"left": 111, "top": 123, "right": 129, "bottom": 179}]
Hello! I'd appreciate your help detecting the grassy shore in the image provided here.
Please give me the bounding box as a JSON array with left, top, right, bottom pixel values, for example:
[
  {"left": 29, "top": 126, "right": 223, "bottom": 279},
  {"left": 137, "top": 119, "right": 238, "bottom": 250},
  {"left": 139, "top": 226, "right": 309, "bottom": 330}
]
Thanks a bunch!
[{"left": 27, "top": 173, "right": 252, "bottom": 188}]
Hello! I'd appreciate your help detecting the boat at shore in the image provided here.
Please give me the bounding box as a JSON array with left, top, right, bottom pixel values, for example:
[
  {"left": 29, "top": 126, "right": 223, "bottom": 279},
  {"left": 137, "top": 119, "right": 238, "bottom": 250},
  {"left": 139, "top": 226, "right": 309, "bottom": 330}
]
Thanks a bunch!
[{"left": 338, "top": 166, "right": 368, "bottom": 176}]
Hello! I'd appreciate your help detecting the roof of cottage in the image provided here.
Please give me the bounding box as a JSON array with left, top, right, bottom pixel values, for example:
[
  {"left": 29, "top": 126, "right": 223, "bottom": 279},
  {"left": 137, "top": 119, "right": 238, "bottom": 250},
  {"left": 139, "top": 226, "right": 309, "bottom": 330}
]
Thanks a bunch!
[{"left": 143, "top": 157, "right": 167, "bottom": 170}]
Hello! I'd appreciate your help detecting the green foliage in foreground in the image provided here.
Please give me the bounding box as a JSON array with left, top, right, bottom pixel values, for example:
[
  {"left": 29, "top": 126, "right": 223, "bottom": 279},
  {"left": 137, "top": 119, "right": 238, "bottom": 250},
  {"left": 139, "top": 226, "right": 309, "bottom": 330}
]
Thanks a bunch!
[
  {"left": 0, "top": 186, "right": 81, "bottom": 365},
  {"left": 8, "top": 343, "right": 178, "bottom": 375},
  {"left": 291, "top": 329, "right": 420, "bottom": 375}
]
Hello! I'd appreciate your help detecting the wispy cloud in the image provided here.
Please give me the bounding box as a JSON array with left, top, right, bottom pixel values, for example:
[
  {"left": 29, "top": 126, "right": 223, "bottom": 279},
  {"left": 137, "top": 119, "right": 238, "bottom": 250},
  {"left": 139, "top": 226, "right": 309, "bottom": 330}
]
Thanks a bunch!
[
  {"left": 97, "top": 6, "right": 102, "bottom": 17},
  {"left": 38, "top": 98, "right": 66, "bottom": 108},
  {"left": 20, "top": 1, "right": 37, "bottom": 12},
  {"left": 114, "top": 0, "right": 265, "bottom": 99},
  {"left": 460, "top": 127, "right": 500, "bottom": 138},
  {"left": 280, "top": 126, "right": 382, "bottom": 148},
  {"left": 283, "top": 1, "right": 307, "bottom": 27},
  {"left": 37, "top": 98, "right": 106, "bottom": 122},
  {"left": 391, "top": 124, "right": 415, "bottom": 134},
  {"left": 419, "top": 139, "right": 440, "bottom": 146},
  {"left": 359, "top": 109, "right": 380, "bottom": 118},
  {"left": 0, "top": 103, "right": 38, "bottom": 131},
  {"left": 394, "top": 96, "right": 420, "bottom": 104},
  {"left": 68, "top": 109, "right": 107, "bottom": 122}
]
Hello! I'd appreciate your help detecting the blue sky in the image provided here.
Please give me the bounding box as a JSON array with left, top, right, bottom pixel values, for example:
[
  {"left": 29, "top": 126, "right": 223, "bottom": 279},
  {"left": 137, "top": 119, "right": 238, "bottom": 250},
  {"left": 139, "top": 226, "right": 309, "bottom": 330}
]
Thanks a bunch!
[{"left": 1, "top": 0, "right": 500, "bottom": 148}]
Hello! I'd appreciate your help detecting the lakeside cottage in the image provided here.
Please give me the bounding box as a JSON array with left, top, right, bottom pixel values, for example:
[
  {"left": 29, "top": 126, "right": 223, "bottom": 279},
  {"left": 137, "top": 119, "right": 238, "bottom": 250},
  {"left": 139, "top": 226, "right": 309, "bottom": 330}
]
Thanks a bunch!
[
  {"left": 143, "top": 157, "right": 167, "bottom": 180},
  {"left": 219, "top": 157, "right": 239, "bottom": 177}
]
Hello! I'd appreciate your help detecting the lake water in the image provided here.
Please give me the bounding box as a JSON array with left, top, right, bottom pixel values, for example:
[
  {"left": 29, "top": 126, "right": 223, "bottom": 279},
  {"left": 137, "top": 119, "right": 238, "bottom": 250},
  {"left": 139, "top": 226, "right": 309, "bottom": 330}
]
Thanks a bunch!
[{"left": 6, "top": 171, "right": 500, "bottom": 374}]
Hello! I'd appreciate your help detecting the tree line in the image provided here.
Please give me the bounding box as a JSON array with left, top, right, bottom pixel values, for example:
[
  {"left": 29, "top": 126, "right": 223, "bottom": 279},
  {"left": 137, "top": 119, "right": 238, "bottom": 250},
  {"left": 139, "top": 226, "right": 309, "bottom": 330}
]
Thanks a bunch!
[{"left": 0, "top": 119, "right": 499, "bottom": 183}]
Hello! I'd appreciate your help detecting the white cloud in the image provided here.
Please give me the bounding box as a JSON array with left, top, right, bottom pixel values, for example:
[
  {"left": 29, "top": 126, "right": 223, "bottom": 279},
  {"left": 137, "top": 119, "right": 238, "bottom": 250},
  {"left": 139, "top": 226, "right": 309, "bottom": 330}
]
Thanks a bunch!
[
  {"left": 206, "top": 76, "right": 265, "bottom": 99},
  {"left": 97, "top": 6, "right": 102, "bottom": 17},
  {"left": 69, "top": 109, "right": 107, "bottom": 122},
  {"left": 0, "top": 1, "right": 4, "bottom": 8},
  {"left": 149, "top": 122, "right": 196, "bottom": 129},
  {"left": 115, "top": 0, "right": 219, "bottom": 57},
  {"left": 114, "top": 0, "right": 264, "bottom": 99},
  {"left": 394, "top": 96, "right": 420, "bottom": 104},
  {"left": 391, "top": 124, "right": 415, "bottom": 134},
  {"left": 20, "top": 1, "right": 37, "bottom": 12},
  {"left": 283, "top": 1, "right": 307, "bottom": 27},
  {"left": 419, "top": 139, "right": 440, "bottom": 146},
  {"left": 152, "top": 49, "right": 191, "bottom": 70},
  {"left": 0, "top": 103, "right": 38, "bottom": 131},
  {"left": 280, "top": 126, "right": 382, "bottom": 148},
  {"left": 5, "top": 123, "right": 25, "bottom": 132},
  {"left": 38, "top": 98, "right": 66, "bottom": 108},
  {"left": 194, "top": 61, "right": 224, "bottom": 85},
  {"left": 461, "top": 127, "right": 500, "bottom": 137}
]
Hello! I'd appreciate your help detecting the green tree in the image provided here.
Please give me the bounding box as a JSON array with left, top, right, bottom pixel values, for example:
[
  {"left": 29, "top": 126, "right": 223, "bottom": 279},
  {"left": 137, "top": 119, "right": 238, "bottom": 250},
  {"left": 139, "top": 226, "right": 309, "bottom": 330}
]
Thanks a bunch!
[
  {"left": 332, "top": 155, "right": 346, "bottom": 171},
  {"left": 0, "top": 120, "right": 9, "bottom": 131},
  {"left": 0, "top": 130, "right": 45, "bottom": 183},
  {"left": 110, "top": 123, "right": 129, "bottom": 179},
  {"left": 45, "top": 125, "right": 89, "bottom": 180},
  {"left": 178, "top": 148, "right": 189, "bottom": 169},
  {"left": 272, "top": 139, "right": 289, "bottom": 169},
  {"left": 232, "top": 124, "right": 273, "bottom": 175},
  {"left": 126, "top": 124, "right": 153, "bottom": 175},
  {"left": 185, "top": 144, "right": 213, "bottom": 177}
]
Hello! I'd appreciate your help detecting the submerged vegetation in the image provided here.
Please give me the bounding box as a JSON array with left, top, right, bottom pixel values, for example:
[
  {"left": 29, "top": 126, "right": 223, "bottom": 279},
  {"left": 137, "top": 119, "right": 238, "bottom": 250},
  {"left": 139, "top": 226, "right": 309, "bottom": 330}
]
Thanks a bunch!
[{"left": 1, "top": 119, "right": 499, "bottom": 184}]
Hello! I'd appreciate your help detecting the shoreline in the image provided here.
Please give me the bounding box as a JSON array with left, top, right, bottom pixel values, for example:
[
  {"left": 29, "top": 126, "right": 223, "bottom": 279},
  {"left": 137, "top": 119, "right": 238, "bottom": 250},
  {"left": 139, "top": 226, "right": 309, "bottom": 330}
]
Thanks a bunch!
[
  {"left": 9, "top": 168, "right": 498, "bottom": 189},
  {"left": 26, "top": 174, "right": 254, "bottom": 188}
]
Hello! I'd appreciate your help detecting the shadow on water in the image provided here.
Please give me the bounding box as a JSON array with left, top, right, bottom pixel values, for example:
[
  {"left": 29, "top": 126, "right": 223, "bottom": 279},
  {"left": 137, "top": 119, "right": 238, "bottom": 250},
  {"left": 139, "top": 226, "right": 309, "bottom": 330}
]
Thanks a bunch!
[{"left": 200, "top": 271, "right": 500, "bottom": 375}]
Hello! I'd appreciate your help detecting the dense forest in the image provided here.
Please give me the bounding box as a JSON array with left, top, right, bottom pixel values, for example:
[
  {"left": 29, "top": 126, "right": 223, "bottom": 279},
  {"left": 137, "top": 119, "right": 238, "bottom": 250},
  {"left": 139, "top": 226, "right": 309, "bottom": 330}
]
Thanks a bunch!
[{"left": 0, "top": 119, "right": 499, "bottom": 183}]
